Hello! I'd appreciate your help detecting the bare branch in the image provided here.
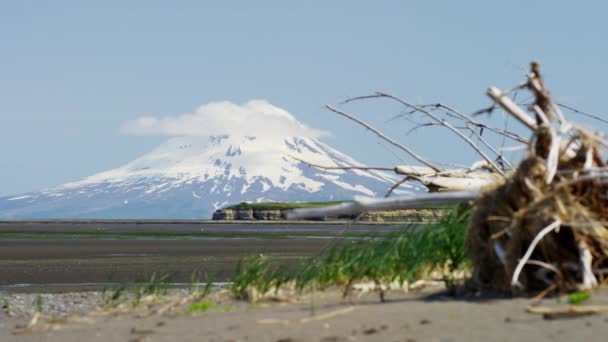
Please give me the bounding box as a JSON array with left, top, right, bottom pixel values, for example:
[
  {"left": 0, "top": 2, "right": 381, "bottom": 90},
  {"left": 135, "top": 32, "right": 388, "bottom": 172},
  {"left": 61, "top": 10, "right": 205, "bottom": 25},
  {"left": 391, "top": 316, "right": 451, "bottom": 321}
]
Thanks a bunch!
[
  {"left": 325, "top": 104, "right": 442, "bottom": 172},
  {"left": 366, "top": 92, "right": 506, "bottom": 177},
  {"left": 384, "top": 177, "right": 412, "bottom": 198},
  {"left": 387, "top": 104, "right": 462, "bottom": 123},
  {"left": 345, "top": 95, "right": 528, "bottom": 144}
]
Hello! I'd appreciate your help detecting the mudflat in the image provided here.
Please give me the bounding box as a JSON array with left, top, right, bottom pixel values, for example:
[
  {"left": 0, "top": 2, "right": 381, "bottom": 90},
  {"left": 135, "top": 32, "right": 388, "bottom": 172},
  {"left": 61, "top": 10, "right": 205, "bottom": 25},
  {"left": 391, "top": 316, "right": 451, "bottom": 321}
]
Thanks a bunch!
[
  {"left": 0, "top": 221, "right": 405, "bottom": 292},
  {"left": 0, "top": 238, "right": 330, "bottom": 291}
]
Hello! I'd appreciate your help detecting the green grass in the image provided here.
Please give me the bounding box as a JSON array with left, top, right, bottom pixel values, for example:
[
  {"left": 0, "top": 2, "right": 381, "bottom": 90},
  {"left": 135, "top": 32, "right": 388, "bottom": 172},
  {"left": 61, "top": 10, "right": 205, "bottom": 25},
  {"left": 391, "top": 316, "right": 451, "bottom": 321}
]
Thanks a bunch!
[
  {"left": 188, "top": 301, "right": 216, "bottom": 313},
  {"left": 129, "top": 272, "right": 172, "bottom": 307},
  {"left": 190, "top": 271, "right": 214, "bottom": 299},
  {"left": 568, "top": 291, "right": 591, "bottom": 305},
  {"left": 231, "top": 204, "right": 471, "bottom": 299},
  {"left": 2, "top": 296, "right": 11, "bottom": 317},
  {"left": 35, "top": 294, "right": 43, "bottom": 313},
  {"left": 101, "top": 285, "right": 126, "bottom": 308}
]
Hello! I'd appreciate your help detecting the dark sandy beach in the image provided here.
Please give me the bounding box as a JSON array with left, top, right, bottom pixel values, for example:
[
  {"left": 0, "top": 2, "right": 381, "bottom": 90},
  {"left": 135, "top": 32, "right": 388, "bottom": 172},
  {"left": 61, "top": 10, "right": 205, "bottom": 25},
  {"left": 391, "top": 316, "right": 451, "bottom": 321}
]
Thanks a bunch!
[{"left": 2, "top": 286, "right": 608, "bottom": 341}]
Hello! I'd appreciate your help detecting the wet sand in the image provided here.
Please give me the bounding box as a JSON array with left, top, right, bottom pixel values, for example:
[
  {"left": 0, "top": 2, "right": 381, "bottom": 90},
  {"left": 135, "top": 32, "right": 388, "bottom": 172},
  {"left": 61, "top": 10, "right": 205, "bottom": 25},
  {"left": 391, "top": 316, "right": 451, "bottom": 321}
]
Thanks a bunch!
[{"left": 0, "top": 221, "right": 403, "bottom": 292}]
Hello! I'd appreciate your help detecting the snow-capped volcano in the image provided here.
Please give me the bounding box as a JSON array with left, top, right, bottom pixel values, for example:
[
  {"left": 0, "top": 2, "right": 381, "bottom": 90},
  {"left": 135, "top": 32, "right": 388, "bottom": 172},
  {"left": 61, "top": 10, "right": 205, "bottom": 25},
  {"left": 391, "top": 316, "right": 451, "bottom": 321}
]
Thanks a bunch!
[{"left": 0, "top": 135, "right": 419, "bottom": 219}]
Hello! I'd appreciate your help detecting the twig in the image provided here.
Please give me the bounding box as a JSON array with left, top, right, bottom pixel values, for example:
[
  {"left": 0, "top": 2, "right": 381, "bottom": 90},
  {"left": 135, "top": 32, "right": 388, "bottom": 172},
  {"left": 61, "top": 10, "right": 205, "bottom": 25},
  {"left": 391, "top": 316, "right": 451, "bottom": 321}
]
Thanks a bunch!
[
  {"left": 385, "top": 177, "right": 412, "bottom": 197},
  {"left": 405, "top": 122, "right": 440, "bottom": 136},
  {"left": 530, "top": 284, "right": 557, "bottom": 303},
  {"left": 464, "top": 126, "right": 513, "bottom": 169},
  {"left": 325, "top": 105, "right": 442, "bottom": 172},
  {"left": 471, "top": 105, "right": 496, "bottom": 117},
  {"left": 558, "top": 103, "right": 608, "bottom": 125}
]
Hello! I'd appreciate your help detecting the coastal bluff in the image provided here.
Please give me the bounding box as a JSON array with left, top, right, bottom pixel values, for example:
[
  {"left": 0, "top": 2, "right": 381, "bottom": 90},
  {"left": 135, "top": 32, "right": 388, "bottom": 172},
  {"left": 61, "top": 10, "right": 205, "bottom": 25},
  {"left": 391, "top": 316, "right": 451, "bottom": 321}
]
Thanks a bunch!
[{"left": 212, "top": 202, "right": 446, "bottom": 222}]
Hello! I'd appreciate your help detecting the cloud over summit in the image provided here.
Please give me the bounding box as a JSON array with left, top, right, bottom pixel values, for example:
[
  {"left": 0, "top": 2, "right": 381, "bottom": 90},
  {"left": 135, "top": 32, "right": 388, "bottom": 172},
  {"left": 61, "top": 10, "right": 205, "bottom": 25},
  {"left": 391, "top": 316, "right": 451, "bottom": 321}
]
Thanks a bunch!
[{"left": 122, "top": 100, "right": 328, "bottom": 138}]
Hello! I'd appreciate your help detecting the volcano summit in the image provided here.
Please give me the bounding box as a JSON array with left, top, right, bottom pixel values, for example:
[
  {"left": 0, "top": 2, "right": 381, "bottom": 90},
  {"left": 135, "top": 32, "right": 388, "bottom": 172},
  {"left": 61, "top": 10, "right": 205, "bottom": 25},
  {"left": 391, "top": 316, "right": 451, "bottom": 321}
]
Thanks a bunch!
[
  {"left": 0, "top": 100, "right": 420, "bottom": 219},
  {"left": 0, "top": 134, "right": 419, "bottom": 219}
]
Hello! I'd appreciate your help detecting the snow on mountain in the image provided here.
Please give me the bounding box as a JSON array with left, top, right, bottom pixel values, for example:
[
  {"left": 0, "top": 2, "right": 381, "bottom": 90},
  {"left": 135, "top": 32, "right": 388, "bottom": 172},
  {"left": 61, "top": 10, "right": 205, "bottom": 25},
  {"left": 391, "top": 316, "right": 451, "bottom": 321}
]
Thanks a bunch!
[{"left": 0, "top": 135, "right": 422, "bottom": 219}]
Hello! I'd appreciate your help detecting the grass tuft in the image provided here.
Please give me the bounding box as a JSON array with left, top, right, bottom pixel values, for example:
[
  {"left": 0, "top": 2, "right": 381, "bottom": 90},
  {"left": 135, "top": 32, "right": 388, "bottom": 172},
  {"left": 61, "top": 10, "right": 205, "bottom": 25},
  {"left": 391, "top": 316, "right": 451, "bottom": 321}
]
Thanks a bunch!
[
  {"left": 568, "top": 291, "right": 591, "bottom": 305},
  {"left": 2, "top": 296, "right": 11, "bottom": 317},
  {"left": 101, "top": 285, "right": 126, "bottom": 308},
  {"left": 188, "top": 301, "right": 216, "bottom": 313},
  {"left": 230, "top": 204, "right": 471, "bottom": 299},
  {"left": 35, "top": 294, "right": 43, "bottom": 313}
]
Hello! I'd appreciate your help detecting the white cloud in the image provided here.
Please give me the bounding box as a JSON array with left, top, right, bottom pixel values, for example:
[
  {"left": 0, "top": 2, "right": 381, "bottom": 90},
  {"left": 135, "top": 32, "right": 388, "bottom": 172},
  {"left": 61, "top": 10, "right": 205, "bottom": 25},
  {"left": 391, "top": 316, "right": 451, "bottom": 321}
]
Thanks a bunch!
[{"left": 121, "top": 100, "right": 328, "bottom": 138}]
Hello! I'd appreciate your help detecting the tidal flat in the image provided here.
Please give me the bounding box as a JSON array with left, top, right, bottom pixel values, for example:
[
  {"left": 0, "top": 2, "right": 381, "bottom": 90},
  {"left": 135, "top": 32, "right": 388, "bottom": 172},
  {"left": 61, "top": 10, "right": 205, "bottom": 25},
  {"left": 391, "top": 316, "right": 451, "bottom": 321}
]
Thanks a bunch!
[{"left": 0, "top": 221, "right": 404, "bottom": 292}]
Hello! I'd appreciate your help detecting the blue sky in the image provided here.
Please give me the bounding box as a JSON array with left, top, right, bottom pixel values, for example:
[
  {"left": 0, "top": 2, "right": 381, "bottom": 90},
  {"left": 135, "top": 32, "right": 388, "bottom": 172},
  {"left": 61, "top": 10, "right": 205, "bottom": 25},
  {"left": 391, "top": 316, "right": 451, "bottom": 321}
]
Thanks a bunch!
[{"left": 2, "top": 1, "right": 608, "bottom": 195}]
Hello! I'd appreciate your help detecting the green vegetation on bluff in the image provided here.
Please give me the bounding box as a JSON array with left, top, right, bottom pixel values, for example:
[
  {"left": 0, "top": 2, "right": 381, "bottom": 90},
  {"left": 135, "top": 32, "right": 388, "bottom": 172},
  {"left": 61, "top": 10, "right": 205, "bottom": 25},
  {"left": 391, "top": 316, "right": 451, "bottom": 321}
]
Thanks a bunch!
[
  {"left": 225, "top": 201, "right": 456, "bottom": 211},
  {"left": 226, "top": 201, "right": 346, "bottom": 210}
]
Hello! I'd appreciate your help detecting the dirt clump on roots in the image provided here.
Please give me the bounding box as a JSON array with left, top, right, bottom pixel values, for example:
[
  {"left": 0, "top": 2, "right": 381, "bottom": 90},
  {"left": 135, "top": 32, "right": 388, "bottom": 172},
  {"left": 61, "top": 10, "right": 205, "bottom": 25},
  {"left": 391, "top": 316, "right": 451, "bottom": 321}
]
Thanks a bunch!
[{"left": 467, "top": 63, "right": 608, "bottom": 295}]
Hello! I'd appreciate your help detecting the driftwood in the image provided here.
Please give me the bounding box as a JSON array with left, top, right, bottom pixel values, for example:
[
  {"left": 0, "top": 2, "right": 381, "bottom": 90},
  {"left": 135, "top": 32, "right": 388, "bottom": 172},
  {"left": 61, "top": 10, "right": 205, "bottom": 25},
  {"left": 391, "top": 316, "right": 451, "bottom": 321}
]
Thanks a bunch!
[
  {"left": 468, "top": 62, "right": 608, "bottom": 293},
  {"left": 291, "top": 61, "right": 608, "bottom": 294},
  {"left": 526, "top": 305, "right": 608, "bottom": 319},
  {"left": 288, "top": 191, "right": 479, "bottom": 220},
  {"left": 293, "top": 156, "right": 502, "bottom": 193},
  {"left": 393, "top": 165, "right": 502, "bottom": 192}
]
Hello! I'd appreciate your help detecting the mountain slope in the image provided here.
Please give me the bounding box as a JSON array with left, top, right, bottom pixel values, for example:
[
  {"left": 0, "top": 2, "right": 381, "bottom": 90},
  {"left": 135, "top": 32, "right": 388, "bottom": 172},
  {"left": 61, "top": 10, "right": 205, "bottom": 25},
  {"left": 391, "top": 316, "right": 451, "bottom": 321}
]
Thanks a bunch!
[{"left": 0, "top": 135, "right": 421, "bottom": 219}]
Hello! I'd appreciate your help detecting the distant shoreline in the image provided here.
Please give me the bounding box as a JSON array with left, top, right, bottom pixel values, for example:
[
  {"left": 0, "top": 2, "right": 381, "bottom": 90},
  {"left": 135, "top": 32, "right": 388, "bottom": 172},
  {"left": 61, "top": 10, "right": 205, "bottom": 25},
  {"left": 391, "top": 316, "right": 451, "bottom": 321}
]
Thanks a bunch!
[
  {"left": 0, "top": 219, "right": 418, "bottom": 226},
  {"left": 0, "top": 220, "right": 414, "bottom": 239}
]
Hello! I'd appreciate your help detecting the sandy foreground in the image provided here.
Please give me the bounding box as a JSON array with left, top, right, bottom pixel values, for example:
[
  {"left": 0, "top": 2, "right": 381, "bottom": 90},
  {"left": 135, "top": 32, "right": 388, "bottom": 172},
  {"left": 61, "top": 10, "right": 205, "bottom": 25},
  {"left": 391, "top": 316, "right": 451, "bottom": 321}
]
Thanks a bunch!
[{"left": 1, "top": 286, "right": 608, "bottom": 342}]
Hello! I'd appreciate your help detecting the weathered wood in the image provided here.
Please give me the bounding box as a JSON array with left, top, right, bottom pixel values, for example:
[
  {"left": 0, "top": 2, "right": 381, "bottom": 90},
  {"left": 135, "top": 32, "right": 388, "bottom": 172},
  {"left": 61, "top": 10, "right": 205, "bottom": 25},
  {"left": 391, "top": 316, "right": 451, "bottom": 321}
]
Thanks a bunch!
[
  {"left": 487, "top": 86, "right": 537, "bottom": 129},
  {"left": 287, "top": 191, "right": 479, "bottom": 219}
]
